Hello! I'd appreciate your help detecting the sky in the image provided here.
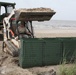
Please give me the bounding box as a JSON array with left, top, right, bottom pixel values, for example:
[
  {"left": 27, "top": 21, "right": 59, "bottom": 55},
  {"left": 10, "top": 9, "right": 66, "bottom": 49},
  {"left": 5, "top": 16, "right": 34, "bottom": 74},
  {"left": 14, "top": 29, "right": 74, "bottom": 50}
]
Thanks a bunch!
[{"left": 0, "top": 0, "right": 76, "bottom": 21}]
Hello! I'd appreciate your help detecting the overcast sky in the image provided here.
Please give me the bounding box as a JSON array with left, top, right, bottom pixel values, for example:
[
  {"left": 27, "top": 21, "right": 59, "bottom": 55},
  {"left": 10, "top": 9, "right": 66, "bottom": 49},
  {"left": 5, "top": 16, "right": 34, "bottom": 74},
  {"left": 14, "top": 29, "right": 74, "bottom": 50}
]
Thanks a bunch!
[{"left": 0, "top": 0, "right": 76, "bottom": 20}]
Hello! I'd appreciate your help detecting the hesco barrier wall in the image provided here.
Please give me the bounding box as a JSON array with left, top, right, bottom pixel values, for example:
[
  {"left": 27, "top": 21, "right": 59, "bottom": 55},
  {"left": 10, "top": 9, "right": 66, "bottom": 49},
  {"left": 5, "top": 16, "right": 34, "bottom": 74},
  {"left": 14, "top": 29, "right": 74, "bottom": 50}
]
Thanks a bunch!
[
  {"left": 19, "top": 38, "right": 76, "bottom": 68},
  {"left": 60, "top": 38, "right": 76, "bottom": 62}
]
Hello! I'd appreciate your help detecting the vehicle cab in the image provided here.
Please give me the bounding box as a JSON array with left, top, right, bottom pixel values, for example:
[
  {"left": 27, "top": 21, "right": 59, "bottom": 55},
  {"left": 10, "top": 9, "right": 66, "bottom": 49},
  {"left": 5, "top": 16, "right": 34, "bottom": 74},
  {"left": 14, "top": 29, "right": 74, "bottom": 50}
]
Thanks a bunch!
[{"left": 0, "top": 2, "right": 15, "bottom": 28}]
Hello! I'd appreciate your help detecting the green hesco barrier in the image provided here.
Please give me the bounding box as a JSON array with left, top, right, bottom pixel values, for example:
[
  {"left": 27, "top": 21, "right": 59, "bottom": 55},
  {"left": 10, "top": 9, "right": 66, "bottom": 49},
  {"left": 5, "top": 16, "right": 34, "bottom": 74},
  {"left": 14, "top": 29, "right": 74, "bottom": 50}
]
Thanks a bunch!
[
  {"left": 19, "top": 38, "right": 43, "bottom": 68},
  {"left": 19, "top": 38, "right": 62, "bottom": 68},
  {"left": 43, "top": 38, "right": 62, "bottom": 65},
  {"left": 19, "top": 38, "right": 76, "bottom": 68},
  {"left": 60, "top": 38, "right": 76, "bottom": 63}
]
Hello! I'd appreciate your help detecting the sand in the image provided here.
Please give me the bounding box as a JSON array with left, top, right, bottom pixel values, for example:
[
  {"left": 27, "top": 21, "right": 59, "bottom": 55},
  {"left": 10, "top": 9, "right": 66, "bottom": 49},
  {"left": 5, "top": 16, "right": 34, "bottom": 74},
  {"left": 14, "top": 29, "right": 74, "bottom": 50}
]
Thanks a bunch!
[{"left": 34, "top": 28, "right": 76, "bottom": 38}]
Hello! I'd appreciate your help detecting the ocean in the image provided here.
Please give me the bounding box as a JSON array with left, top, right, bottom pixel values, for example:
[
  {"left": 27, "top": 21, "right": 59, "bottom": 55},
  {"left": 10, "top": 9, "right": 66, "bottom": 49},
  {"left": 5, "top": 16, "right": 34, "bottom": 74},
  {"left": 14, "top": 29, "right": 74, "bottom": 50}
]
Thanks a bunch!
[{"left": 32, "top": 20, "right": 76, "bottom": 29}]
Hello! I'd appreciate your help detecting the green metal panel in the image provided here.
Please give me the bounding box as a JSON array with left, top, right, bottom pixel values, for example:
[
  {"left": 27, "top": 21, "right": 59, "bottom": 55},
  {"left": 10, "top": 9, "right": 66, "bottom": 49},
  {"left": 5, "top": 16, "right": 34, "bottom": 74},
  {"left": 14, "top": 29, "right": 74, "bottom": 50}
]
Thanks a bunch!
[
  {"left": 19, "top": 38, "right": 63, "bottom": 68},
  {"left": 43, "top": 38, "right": 62, "bottom": 65},
  {"left": 19, "top": 37, "right": 76, "bottom": 68},
  {"left": 62, "top": 38, "right": 76, "bottom": 63},
  {"left": 19, "top": 38, "right": 43, "bottom": 68}
]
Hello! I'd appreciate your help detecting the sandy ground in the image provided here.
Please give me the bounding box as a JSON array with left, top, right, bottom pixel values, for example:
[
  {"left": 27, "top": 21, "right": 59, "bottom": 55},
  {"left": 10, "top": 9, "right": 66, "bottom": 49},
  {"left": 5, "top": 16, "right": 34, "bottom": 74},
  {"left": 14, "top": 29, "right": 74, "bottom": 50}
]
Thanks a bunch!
[
  {"left": 0, "top": 29, "right": 76, "bottom": 75},
  {"left": 34, "top": 28, "right": 76, "bottom": 38}
]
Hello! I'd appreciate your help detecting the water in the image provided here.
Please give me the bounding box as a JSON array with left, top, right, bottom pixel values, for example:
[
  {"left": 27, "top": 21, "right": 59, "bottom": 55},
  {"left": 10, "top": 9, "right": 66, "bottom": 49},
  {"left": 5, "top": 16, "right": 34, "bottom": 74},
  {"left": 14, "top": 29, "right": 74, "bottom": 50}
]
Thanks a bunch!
[{"left": 32, "top": 20, "right": 76, "bottom": 29}]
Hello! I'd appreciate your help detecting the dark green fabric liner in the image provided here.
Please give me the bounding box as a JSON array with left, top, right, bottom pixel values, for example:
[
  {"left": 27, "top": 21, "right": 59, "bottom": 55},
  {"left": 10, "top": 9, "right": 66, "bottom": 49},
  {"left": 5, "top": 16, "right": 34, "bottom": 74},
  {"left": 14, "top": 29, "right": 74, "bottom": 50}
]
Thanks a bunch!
[{"left": 19, "top": 38, "right": 76, "bottom": 68}]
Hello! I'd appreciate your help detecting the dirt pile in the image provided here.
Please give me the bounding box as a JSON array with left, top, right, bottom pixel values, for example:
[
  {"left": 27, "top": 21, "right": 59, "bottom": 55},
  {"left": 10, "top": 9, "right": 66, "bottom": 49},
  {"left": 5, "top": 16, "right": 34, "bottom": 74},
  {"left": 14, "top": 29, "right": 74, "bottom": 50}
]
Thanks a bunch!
[
  {"left": 16, "top": 8, "right": 54, "bottom": 12},
  {"left": 0, "top": 66, "right": 34, "bottom": 75},
  {"left": 0, "top": 49, "right": 34, "bottom": 75}
]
